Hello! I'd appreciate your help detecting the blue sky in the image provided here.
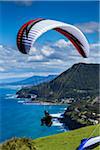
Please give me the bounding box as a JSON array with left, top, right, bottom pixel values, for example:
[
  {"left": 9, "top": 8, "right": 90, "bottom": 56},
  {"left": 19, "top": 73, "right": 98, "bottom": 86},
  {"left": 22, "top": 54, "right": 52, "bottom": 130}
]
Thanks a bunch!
[
  {"left": 0, "top": 1, "right": 99, "bottom": 81},
  {"left": 0, "top": 1, "right": 99, "bottom": 47}
]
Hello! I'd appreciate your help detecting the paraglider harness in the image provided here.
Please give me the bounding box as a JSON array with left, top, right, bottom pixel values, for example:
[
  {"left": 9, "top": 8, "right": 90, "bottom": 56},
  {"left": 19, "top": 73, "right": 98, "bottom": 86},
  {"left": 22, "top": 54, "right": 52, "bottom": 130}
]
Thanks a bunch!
[{"left": 41, "top": 111, "right": 52, "bottom": 127}]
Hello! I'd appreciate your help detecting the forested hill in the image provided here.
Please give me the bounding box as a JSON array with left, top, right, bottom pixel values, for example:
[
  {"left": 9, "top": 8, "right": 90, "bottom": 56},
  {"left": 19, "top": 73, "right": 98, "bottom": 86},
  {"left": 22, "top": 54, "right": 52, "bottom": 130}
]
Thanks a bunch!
[{"left": 16, "top": 63, "right": 99, "bottom": 101}]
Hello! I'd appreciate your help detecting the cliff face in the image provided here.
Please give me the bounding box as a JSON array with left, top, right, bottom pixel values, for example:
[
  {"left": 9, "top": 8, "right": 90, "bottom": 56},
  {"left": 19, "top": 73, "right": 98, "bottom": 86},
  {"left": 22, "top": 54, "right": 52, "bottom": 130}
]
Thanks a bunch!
[
  {"left": 16, "top": 63, "right": 99, "bottom": 101},
  {"left": 62, "top": 96, "right": 100, "bottom": 130}
]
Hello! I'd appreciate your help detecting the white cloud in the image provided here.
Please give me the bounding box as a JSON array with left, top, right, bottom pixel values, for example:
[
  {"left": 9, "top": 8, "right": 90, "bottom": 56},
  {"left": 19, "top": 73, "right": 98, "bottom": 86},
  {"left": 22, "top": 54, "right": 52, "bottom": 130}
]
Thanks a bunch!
[
  {"left": 28, "top": 54, "right": 44, "bottom": 61},
  {"left": 43, "top": 59, "right": 64, "bottom": 65},
  {"left": 15, "top": 0, "right": 33, "bottom": 6},
  {"left": 90, "top": 43, "right": 100, "bottom": 49},
  {"left": 75, "top": 22, "right": 99, "bottom": 34},
  {"left": 68, "top": 42, "right": 100, "bottom": 64},
  {"left": 54, "top": 39, "right": 71, "bottom": 48},
  {"left": 0, "top": 67, "right": 5, "bottom": 72},
  {"left": 0, "top": 45, "right": 3, "bottom": 48},
  {"left": 0, "top": 40, "right": 99, "bottom": 81},
  {"left": 41, "top": 45, "right": 55, "bottom": 56},
  {"left": 29, "top": 47, "right": 37, "bottom": 55}
]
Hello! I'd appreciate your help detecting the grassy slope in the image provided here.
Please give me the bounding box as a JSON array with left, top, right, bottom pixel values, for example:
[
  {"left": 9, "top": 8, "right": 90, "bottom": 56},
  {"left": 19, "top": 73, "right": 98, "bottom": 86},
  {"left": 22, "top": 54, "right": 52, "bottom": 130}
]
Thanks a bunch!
[
  {"left": 0, "top": 125, "right": 99, "bottom": 150},
  {"left": 34, "top": 125, "right": 100, "bottom": 150}
]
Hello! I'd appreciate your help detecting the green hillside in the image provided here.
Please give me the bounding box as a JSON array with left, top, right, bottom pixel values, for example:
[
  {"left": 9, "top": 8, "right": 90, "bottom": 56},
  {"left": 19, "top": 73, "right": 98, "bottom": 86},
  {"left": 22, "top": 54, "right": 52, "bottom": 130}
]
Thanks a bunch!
[
  {"left": 0, "top": 125, "right": 99, "bottom": 150},
  {"left": 17, "top": 63, "right": 99, "bottom": 101},
  {"left": 34, "top": 125, "right": 100, "bottom": 150},
  {"left": 63, "top": 96, "right": 100, "bottom": 129}
]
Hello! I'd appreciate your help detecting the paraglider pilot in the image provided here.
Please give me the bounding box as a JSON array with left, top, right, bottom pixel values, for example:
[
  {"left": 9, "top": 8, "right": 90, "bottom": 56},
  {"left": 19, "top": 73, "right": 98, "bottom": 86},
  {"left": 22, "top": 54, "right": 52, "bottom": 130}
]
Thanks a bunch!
[{"left": 41, "top": 111, "right": 52, "bottom": 127}]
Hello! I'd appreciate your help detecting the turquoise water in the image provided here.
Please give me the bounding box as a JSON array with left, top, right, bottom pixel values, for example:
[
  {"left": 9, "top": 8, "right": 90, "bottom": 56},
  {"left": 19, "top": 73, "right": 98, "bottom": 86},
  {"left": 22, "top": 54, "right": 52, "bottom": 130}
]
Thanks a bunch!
[{"left": 0, "top": 86, "right": 69, "bottom": 142}]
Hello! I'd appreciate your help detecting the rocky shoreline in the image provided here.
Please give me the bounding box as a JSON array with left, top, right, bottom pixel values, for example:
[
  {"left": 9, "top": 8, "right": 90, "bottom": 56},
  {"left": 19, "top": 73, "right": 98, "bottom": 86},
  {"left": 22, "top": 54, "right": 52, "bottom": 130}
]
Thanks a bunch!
[
  {"left": 60, "top": 96, "right": 100, "bottom": 130},
  {"left": 61, "top": 114, "right": 87, "bottom": 130},
  {"left": 16, "top": 88, "right": 100, "bottom": 131},
  {"left": 21, "top": 100, "right": 64, "bottom": 106},
  {"left": 17, "top": 96, "right": 100, "bottom": 130}
]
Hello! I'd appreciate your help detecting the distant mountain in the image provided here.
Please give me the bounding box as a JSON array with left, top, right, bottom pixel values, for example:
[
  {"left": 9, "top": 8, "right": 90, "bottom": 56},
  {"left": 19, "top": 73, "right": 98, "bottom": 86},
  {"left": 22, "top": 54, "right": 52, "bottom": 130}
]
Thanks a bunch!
[
  {"left": 1, "top": 75, "right": 57, "bottom": 86},
  {"left": 14, "top": 75, "right": 57, "bottom": 85},
  {"left": 0, "top": 77, "right": 26, "bottom": 84},
  {"left": 17, "top": 63, "right": 99, "bottom": 100}
]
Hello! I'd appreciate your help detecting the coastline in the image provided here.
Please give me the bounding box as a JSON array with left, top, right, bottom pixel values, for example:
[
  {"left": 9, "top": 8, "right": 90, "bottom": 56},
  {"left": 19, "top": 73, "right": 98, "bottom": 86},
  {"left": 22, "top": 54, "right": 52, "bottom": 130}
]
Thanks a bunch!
[
  {"left": 1, "top": 89, "right": 68, "bottom": 143},
  {"left": 18, "top": 99, "right": 69, "bottom": 106}
]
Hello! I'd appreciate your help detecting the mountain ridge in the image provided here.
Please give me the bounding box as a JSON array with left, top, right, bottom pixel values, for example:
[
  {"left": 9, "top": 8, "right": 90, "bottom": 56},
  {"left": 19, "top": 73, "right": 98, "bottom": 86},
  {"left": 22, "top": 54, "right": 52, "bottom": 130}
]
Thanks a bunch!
[
  {"left": 16, "top": 63, "right": 99, "bottom": 101},
  {"left": 0, "top": 75, "right": 57, "bottom": 86}
]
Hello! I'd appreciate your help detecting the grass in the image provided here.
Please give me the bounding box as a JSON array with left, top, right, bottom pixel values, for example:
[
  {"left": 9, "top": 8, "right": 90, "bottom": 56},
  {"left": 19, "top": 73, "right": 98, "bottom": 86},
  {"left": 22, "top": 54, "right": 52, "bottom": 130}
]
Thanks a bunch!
[
  {"left": 0, "top": 138, "right": 37, "bottom": 150},
  {"left": 34, "top": 124, "right": 100, "bottom": 150},
  {"left": 0, "top": 125, "right": 100, "bottom": 150}
]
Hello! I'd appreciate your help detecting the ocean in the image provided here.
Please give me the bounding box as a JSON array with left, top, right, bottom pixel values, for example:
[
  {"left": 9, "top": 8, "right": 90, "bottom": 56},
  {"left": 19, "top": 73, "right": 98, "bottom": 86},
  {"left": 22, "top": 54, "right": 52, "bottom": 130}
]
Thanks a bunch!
[{"left": 0, "top": 86, "right": 69, "bottom": 142}]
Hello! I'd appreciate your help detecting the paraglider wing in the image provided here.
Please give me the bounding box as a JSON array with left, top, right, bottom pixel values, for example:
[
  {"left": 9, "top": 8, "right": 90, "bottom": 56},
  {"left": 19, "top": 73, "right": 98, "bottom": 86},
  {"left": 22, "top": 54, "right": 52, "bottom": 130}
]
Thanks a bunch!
[
  {"left": 17, "top": 19, "right": 89, "bottom": 57},
  {"left": 17, "top": 18, "right": 44, "bottom": 54},
  {"left": 78, "top": 136, "right": 100, "bottom": 150}
]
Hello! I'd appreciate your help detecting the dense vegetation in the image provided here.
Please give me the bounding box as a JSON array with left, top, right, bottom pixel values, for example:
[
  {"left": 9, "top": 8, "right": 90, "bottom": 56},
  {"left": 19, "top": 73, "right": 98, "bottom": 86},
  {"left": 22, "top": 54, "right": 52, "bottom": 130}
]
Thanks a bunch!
[
  {"left": 16, "top": 63, "right": 100, "bottom": 129},
  {"left": 0, "top": 138, "right": 37, "bottom": 150},
  {"left": 17, "top": 63, "right": 99, "bottom": 101},
  {"left": 62, "top": 96, "right": 100, "bottom": 129},
  {"left": 0, "top": 125, "right": 99, "bottom": 150}
]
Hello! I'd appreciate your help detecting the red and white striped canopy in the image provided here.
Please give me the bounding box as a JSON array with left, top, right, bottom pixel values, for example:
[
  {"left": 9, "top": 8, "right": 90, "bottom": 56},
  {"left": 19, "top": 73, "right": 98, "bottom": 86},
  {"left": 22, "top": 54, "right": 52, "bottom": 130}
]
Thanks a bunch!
[{"left": 17, "top": 18, "right": 89, "bottom": 58}]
